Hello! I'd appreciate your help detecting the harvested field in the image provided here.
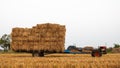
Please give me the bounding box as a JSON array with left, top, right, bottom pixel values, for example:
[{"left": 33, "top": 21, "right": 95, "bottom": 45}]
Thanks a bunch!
[
  {"left": 0, "top": 53, "right": 120, "bottom": 68},
  {"left": 11, "top": 23, "right": 66, "bottom": 52}
]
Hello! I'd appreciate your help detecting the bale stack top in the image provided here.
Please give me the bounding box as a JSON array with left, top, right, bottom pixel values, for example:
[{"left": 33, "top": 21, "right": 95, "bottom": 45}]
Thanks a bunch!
[{"left": 11, "top": 23, "right": 66, "bottom": 52}]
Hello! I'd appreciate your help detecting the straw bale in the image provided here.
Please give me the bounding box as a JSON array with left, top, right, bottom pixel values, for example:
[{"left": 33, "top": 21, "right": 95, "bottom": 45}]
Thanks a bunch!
[
  {"left": 112, "top": 48, "right": 120, "bottom": 53},
  {"left": 11, "top": 23, "right": 66, "bottom": 52}
]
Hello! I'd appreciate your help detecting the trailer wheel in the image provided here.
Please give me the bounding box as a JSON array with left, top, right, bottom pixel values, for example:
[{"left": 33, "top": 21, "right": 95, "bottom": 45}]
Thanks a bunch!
[
  {"left": 32, "top": 52, "right": 39, "bottom": 57},
  {"left": 39, "top": 51, "right": 44, "bottom": 57},
  {"left": 91, "top": 50, "right": 102, "bottom": 57}
]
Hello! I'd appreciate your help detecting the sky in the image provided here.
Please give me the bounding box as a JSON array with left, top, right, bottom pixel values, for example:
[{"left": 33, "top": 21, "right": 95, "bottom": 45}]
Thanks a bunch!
[{"left": 0, "top": 0, "right": 120, "bottom": 48}]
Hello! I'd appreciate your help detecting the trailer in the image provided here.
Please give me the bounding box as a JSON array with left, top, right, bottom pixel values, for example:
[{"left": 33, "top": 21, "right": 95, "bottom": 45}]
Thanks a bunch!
[{"left": 11, "top": 23, "right": 107, "bottom": 57}]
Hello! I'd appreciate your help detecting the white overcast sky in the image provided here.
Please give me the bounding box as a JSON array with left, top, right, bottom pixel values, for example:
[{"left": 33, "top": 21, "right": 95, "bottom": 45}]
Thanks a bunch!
[{"left": 0, "top": 0, "right": 120, "bottom": 48}]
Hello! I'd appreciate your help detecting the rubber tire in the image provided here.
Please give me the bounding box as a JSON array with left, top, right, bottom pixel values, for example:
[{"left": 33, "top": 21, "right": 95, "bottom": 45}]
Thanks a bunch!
[
  {"left": 91, "top": 50, "right": 102, "bottom": 57},
  {"left": 32, "top": 52, "right": 39, "bottom": 57},
  {"left": 39, "top": 51, "right": 44, "bottom": 57}
]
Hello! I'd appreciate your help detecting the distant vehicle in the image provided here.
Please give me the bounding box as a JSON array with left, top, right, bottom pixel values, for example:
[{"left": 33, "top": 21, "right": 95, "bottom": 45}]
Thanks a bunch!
[
  {"left": 91, "top": 46, "right": 107, "bottom": 57},
  {"left": 64, "top": 46, "right": 107, "bottom": 57}
]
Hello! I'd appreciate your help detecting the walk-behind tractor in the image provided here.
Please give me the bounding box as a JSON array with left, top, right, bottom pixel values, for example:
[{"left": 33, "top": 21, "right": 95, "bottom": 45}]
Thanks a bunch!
[{"left": 64, "top": 46, "right": 107, "bottom": 57}]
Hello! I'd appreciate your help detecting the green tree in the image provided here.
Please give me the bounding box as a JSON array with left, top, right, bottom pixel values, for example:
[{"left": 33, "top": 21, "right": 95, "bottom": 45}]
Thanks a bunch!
[
  {"left": 107, "top": 47, "right": 113, "bottom": 53},
  {"left": 114, "top": 43, "right": 120, "bottom": 48},
  {"left": 0, "top": 34, "right": 11, "bottom": 51}
]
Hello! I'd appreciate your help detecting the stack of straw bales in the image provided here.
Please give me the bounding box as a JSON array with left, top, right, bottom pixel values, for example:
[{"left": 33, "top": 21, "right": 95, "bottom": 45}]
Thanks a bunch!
[
  {"left": 82, "top": 46, "right": 94, "bottom": 53},
  {"left": 112, "top": 48, "right": 120, "bottom": 53},
  {"left": 11, "top": 23, "right": 66, "bottom": 52}
]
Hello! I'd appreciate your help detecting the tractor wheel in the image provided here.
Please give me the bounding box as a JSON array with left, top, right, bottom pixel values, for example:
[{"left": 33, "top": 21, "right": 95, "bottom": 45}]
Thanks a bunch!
[{"left": 91, "top": 50, "right": 102, "bottom": 57}]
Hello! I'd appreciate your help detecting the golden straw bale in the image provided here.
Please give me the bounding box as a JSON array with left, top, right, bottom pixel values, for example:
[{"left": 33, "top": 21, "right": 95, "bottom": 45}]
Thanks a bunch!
[{"left": 11, "top": 23, "right": 66, "bottom": 52}]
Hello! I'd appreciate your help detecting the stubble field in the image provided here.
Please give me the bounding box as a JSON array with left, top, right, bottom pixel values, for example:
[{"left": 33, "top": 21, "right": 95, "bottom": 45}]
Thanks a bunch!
[{"left": 0, "top": 53, "right": 120, "bottom": 68}]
